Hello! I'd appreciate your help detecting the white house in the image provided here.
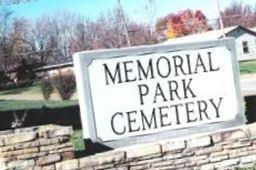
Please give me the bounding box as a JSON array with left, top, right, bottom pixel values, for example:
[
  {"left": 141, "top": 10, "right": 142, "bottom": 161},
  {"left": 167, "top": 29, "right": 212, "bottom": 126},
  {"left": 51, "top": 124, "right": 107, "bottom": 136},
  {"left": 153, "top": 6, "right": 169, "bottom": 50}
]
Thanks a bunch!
[{"left": 163, "top": 26, "right": 256, "bottom": 61}]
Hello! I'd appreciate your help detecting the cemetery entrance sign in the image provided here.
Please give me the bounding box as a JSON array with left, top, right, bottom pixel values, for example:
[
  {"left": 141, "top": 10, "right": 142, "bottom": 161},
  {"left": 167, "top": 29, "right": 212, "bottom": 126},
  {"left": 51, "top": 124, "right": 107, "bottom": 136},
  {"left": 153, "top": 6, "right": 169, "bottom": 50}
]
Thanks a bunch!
[{"left": 73, "top": 39, "right": 245, "bottom": 148}]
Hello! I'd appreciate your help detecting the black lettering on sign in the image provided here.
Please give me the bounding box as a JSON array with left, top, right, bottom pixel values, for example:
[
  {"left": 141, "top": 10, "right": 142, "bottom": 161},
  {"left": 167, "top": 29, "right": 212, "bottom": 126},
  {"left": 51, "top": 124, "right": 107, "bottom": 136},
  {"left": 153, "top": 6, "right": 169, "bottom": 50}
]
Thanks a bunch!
[
  {"left": 194, "top": 54, "right": 207, "bottom": 73},
  {"left": 168, "top": 80, "right": 181, "bottom": 101},
  {"left": 156, "top": 56, "right": 171, "bottom": 78},
  {"left": 210, "top": 97, "right": 223, "bottom": 118},
  {"left": 186, "top": 54, "right": 193, "bottom": 74},
  {"left": 197, "top": 100, "right": 210, "bottom": 121},
  {"left": 182, "top": 78, "right": 196, "bottom": 99},
  {"left": 208, "top": 52, "right": 220, "bottom": 72},
  {"left": 159, "top": 106, "right": 172, "bottom": 127},
  {"left": 111, "top": 112, "right": 126, "bottom": 135},
  {"left": 137, "top": 59, "right": 155, "bottom": 80},
  {"left": 140, "top": 109, "right": 157, "bottom": 130},
  {"left": 138, "top": 84, "right": 149, "bottom": 105},
  {"left": 123, "top": 61, "right": 137, "bottom": 83},
  {"left": 103, "top": 51, "right": 221, "bottom": 85},
  {"left": 170, "top": 103, "right": 183, "bottom": 125},
  {"left": 153, "top": 83, "right": 168, "bottom": 103},
  {"left": 127, "top": 111, "right": 140, "bottom": 132},
  {"left": 186, "top": 102, "right": 197, "bottom": 123},
  {"left": 173, "top": 55, "right": 187, "bottom": 76},
  {"left": 103, "top": 63, "right": 122, "bottom": 85},
  {"left": 110, "top": 97, "right": 224, "bottom": 135}
]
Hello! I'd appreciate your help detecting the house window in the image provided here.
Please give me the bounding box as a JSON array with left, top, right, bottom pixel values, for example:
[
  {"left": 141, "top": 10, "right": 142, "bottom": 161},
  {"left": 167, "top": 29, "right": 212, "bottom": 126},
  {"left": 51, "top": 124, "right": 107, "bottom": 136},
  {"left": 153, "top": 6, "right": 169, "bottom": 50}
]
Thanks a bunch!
[{"left": 242, "top": 41, "right": 249, "bottom": 54}]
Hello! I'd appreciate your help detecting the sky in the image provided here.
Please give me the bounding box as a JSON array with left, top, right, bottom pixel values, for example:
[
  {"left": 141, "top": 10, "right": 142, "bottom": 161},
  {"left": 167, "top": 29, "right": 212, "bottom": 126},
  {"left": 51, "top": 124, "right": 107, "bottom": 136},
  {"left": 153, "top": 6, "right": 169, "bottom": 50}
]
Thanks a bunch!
[{"left": 6, "top": 0, "right": 256, "bottom": 24}]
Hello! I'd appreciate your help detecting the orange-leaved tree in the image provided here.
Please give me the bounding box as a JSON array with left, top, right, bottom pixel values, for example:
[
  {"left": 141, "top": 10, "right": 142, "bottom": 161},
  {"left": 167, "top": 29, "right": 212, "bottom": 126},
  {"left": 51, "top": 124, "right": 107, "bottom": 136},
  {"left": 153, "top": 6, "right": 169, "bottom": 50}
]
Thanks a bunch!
[{"left": 156, "top": 9, "right": 210, "bottom": 39}]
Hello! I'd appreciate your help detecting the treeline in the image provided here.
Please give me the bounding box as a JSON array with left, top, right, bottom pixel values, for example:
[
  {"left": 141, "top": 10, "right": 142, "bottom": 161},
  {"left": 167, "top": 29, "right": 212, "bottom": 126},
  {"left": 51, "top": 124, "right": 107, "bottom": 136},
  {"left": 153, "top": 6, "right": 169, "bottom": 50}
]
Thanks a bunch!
[
  {"left": 0, "top": 8, "right": 157, "bottom": 71},
  {"left": 0, "top": 0, "right": 256, "bottom": 72}
]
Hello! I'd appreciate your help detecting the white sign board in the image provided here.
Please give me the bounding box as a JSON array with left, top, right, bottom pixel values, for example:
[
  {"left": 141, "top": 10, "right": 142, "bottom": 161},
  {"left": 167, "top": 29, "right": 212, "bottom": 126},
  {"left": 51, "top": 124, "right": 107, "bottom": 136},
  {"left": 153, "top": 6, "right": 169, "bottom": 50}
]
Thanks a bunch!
[{"left": 73, "top": 39, "right": 245, "bottom": 148}]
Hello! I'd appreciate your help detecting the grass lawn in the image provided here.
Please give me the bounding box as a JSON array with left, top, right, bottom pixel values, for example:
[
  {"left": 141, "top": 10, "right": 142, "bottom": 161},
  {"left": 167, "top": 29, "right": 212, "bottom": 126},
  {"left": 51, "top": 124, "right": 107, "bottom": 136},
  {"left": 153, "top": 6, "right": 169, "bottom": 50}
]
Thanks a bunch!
[
  {"left": 0, "top": 100, "right": 78, "bottom": 111},
  {"left": 0, "top": 83, "right": 41, "bottom": 96},
  {"left": 239, "top": 60, "right": 256, "bottom": 75},
  {"left": 70, "top": 129, "right": 85, "bottom": 151}
]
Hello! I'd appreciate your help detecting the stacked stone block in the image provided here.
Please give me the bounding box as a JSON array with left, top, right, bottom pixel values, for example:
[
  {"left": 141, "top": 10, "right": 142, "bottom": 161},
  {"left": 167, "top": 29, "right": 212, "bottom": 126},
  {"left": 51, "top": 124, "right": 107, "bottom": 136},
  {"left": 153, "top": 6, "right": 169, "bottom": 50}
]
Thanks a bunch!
[
  {"left": 55, "top": 123, "right": 256, "bottom": 170},
  {"left": 0, "top": 125, "right": 74, "bottom": 170},
  {"left": 2, "top": 123, "right": 256, "bottom": 169}
]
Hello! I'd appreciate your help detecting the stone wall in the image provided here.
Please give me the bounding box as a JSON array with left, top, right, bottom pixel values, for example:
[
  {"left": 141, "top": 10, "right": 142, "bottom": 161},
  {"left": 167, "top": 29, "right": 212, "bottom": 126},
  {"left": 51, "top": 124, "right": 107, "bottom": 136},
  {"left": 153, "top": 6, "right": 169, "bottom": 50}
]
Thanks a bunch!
[
  {"left": 0, "top": 125, "right": 74, "bottom": 170},
  {"left": 3, "top": 123, "right": 256, "bottom": 169},
  {"left": 55, "top": 123, "right": 256, "bottom": 170}
]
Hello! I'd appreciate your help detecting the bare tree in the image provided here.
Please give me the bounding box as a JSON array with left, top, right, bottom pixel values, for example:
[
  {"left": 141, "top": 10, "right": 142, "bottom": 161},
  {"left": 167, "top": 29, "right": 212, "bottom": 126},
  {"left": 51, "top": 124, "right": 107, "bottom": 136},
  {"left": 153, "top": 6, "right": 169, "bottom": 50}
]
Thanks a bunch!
[
  {"left": 74, "top": 9, "right": 156, "bottom": 49},
  {"left": 30, "top": 16, "right": 54, "bottom": 64},
  {"left": 70, "top": 9, "right": 128, "bottom": 50},
  {"left": 220, "top": 1, "right": 256, "bottom": 28},
  {"left": 0, "top": 6, "right": 158, "bottom": 72},
  {"left": 117, "top": 0, "right": 131, "bottom": 46},
  {"left": 128, "top": 23, "right": 157, "bottom": 45},
  {"left": 29, "top": 12, "right": 80, "bottom": 64},
  {"left": 144, "top": 0, "right": 156, "bottom": 36},
  {"left": 8, "top": 18, "right": 34, "bottom": 65},
  {"left": 0, "top": 8, "right": 13, "bottom": 70}
]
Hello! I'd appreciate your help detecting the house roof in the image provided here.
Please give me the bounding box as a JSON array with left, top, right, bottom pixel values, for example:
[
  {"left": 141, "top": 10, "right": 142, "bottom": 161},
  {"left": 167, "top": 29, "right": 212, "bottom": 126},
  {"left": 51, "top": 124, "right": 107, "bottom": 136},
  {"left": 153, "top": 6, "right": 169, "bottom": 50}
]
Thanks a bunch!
[
  {"left": 34, "top": 61, "right": 73, "bottom": 72},
  {"left": 163, "top": 26, "right": 238, "bottom": 45},
  {"left": 251, "top": 27, "right": 256, "bottom": 32}
]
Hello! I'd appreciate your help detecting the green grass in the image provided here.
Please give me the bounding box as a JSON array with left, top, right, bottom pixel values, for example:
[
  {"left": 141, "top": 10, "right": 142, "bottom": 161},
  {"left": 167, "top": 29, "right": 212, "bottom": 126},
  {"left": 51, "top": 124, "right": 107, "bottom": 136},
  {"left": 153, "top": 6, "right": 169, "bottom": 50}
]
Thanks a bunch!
[
  {"left": 70, "top": 129, "right": 85, "bottom": 151},
  {"left": 0, "top": 100, "right": 78, "bottom": 111},
  {"left": 236, "top": 164, "right": 256, "bottom": 170},
  {"left": 0, "top": 83, "right": 40, "bottom": 95},
  {"left": 239, "top": 60, "right": 256, "bottom": 74}
]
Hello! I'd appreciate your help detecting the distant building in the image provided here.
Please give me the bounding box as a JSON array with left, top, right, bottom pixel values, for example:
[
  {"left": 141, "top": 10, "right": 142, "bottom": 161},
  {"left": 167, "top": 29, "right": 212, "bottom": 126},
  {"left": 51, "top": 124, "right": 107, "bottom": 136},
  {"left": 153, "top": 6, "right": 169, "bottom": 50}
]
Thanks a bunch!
[
  {"left": 34, "top": 60, "right": 73, "bottom": 78},
  {"left": 163, "top": 26, "right": 256, "bottom": 61}
]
